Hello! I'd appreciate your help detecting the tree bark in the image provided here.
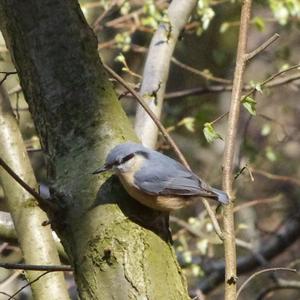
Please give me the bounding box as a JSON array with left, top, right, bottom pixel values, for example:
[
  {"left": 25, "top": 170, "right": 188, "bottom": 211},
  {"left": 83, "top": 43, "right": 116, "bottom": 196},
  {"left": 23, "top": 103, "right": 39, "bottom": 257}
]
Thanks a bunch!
[
  {"left": 135, "top": 0, "right": 197, "bottom": 148},
  {"left": 0, "top": 86, "right": 69, "bottom": 299},
  {"left": 222, "top": 1, "right": 252, "bottom": 299},
  {"left": 0, "top": 1, "right": 189, "bottom": 299}
]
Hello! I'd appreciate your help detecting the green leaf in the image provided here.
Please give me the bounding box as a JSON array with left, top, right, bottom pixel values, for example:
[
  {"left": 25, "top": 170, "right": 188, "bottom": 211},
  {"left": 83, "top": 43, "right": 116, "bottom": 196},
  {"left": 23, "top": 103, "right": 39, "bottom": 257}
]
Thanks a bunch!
[
  {"left": 220, "top": 22, "right": 229, "bottom": 33},
  {"left": 115, "top": 53, "right": 126, "bottom": 64},
  {"left": 253, "top": 16, "right": 265, "bottom": 31},
  {"left": 191, "top": 264, "right": 204, "bottom": 277},
  {"left": 120, "top": 2, "right": 131, "bottom": 15},
  {"left": 261, "top": 123, "right": 271, "bottom": 136},
  {"left": 182, "top": 250, "right": 192, "bottom": 264},
  {"left": 115, "top": 32, "right": 131, "bottom": 52},
  {"left": 242, "top": 96, "right": 256, "bottom": 116},
  {"left": 269, "top": 0, "right": 289, "bottom": 25},
  {"left": 255, "top": 83, "right": 263, "bottom": 94},
  {"left": 203, "top": 122, "right": 223, "bottom": 143},
  {"left": 178, "top": 117, "right": 195, "bottom": 132},
  {"left": 121, "top": 67, "right": 129, "bottom": 73},
  {"left": 196, "top": 239, "right": 208, "bottom": 255},
  {"left": 265, "top": 146, "right": 277, "bottom": 162},
  {"left": 250, "top": 80, "right": 263, "bottom": 94}
]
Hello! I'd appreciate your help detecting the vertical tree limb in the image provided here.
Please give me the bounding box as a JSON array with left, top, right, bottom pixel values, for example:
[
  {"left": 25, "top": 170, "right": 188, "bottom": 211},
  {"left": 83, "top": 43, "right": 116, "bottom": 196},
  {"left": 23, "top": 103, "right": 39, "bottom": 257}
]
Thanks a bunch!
[
  {"left": 0, "top": 87, "right": 69, "bottom": 300},
  {"left": 0, "top": 211, "right": 68, "bottom": 261},
  {"left": 222, "top": 1, "right": 252, "bottom": 299},
  {"left": 134, "top": 0, "right": 197, "bottom": 148}
]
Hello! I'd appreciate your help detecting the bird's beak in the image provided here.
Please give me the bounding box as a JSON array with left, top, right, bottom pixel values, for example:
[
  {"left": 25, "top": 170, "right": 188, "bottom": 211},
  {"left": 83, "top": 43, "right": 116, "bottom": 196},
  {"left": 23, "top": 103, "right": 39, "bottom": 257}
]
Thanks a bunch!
[{"left": 92, "top": 164, "right": 110, "bottom": 174}]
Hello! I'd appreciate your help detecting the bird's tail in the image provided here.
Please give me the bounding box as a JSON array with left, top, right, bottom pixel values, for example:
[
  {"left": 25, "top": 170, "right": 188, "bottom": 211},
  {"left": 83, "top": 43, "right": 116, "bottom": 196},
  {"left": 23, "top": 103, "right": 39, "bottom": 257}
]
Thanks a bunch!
[{"left": 211, "top": 187, "right": 229, "bottom": 204}]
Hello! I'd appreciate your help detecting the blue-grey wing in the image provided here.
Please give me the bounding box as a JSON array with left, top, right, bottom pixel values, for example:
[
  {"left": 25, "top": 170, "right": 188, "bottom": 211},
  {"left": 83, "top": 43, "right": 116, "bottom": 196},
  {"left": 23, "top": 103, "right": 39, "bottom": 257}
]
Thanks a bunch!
[{"left": 134, "top": 151, "right": 214, "bottom": 197}]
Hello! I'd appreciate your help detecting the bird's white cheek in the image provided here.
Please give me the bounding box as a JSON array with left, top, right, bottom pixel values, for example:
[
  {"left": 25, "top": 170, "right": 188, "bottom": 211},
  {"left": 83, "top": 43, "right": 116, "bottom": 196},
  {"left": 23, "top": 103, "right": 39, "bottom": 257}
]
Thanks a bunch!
[{"left": 116, "top": 160, "right": 134, "bottom": 173}]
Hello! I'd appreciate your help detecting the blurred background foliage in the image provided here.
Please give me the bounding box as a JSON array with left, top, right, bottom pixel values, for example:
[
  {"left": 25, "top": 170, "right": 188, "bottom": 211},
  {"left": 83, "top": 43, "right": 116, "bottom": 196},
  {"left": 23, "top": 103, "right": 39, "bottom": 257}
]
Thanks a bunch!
[{"left": 0, "top": 0, "right": 300, "bottom": 299}]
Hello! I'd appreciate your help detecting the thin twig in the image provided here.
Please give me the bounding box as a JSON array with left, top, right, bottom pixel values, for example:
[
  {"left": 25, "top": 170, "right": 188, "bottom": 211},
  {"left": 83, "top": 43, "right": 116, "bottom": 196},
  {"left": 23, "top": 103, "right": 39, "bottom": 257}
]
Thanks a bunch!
[
  {"left": 257, "top": 284, "right": 300, "bottom": 300},
  {"left": 104, "top": 63, "right": 189, "bottom": 166},
  {"left": 202, "top": 201, "right": 223, "bottom": 240},
  {"left": 251, "top": 168, "right": 300, "bottom": 186},
  {"left": 209, "top": 64, "right": 300, "bottom": 130},
  {"left": 206, "top": 64, "right": 300, "bottom": 131},
  {"left": 198, "top": 213, "right": 300, "bottom": 293},
  {"left": 163, "top": 72, "right": 300, "bottom": 99},
  {"left": 242, "top": 63, "right": 300, "bottom": 100},
  {"left": 93, "top": 0, "right": 117, "bottom": 29},
  {"left": 179, "top": 64, "right": 300, "bottom": 136},
  {"left": 246, "top": 33, "right": 280, "bottom": 61},
  {"left": 104, "top": 0, "right": 168, "bottom": 28},
  {"left": 222, "top": 1, "right": 252, "bottom": 298},
  {"left": 104, "top": 63, "right": 224, "bottom": 240},
  {"left": 171, "top": 215, "right": 260, "bottom": 252},
  {"left": 0, "top": 157, "right": 57, "bottom": 211},
  {"left": 257, "top": 277, "right": 300, "bottom": 300},
  {"left": 210, "top": 112, "right": 228, "bottom": 125},
  {"left": 0, "top": 71, "right": 17, "bottom": 86},
  {"left": 237, "top": 267, "right": 298, "bottom": 299},
  {"left": 171, "top": 57, "right": 232, "bottom": 84},
  {"left": 233, "top": 195, "right": 282, "bottom": 213},
  {"left": 8, "top": 271, "right": 51, "bottom": 300},
  {"left": 0, "top": 262, "right": 72, "bottom": 272},
  {"left": 93, "top": 0, "right": 127, "bottom": 31},
  {"left": 0, "top": 291, "right": 16, "bottom": 300},
  {"left": 0, "top": 71, "right": 17, "bottom": 75},
  {"left": 266, "top": 72, "right": 300, "bottom": 88},
  {"left": 170, "top": 216, "right": 205, "bottom": 239}
]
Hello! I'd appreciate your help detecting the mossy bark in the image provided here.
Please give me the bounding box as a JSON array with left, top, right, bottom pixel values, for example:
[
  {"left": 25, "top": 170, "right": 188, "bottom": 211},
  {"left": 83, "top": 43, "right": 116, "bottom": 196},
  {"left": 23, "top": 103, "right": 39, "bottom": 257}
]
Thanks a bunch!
[{"left": 0, "top": 1, "right": 190, "bottom": 299}]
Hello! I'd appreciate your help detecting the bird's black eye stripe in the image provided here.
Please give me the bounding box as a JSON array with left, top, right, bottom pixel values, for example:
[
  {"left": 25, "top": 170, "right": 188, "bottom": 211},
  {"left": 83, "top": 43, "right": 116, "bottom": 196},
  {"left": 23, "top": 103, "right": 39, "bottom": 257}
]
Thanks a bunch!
[
  {"left": 136, "top": 150, "right": 149, "bottom": 158},
  {"left": 120, "top": 153, "right": 134, "bottom": 164}
]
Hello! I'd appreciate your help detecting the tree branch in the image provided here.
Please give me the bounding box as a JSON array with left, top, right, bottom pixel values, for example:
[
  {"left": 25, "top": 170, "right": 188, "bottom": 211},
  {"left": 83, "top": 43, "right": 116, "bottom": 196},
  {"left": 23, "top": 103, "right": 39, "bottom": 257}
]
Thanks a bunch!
[
  {"left": 134, "top": 0, "right": 198, "bottom": 148},
  {"left": 198, "top": 212, "right": 300, "bottom": 293},
  {"left": 163, "top": 72, "right": 300, "bottom": 99},
  {"left": 222, "top": 1, "right": 252, "bottom": 298},
  {"left": 251, "top": 169, "right": 300, "bottom": 187},
  {"left": 0, "top": 157, "right": 57, "bottom": 211},
  {"left": 237, "top": 267, "right": 297, "bottom": 299},
  {"left": 0, "top": 86, "right": 69, "bottom": 299},
  {"left": 257, "top": 278, "right": 300, "bottom": 300},
  {"left": 104, "top": 63, "right": 190, "bottom": 167},
  {"left": 242, "top": 63, "right": 300, "bottom": 100},
  {"left": 0, "top": 211, "right": 68, "bottom": 261},
  {"left": 8, "top": 271, "right": 51, "bottom": 300},
  {"left": 246, "top": 33, "right": 280, "bottom": 61},
  {"left": 0, "top": 71, "right": 17, "bottom": 86},
  {"left": 0, "top": 262, "right": 72, "bottom": 272},
  {"left": 171, "top": 57, "right": 232, "bottom": 84}
]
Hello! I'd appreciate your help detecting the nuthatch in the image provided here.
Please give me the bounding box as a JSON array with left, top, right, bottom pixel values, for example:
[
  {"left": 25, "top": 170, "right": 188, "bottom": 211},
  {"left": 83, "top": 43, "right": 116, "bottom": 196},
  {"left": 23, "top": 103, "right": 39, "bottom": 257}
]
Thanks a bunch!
[{"left": 93, "top": 142, "right": 228, "bottom": 211}]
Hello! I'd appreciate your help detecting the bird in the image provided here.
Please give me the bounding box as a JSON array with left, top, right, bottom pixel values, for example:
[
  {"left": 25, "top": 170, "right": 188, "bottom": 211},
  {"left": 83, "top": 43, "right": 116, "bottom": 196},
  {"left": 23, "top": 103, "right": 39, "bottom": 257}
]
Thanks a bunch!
[{"left": 93, "top": 142, "right": 229, "bottom": 212}]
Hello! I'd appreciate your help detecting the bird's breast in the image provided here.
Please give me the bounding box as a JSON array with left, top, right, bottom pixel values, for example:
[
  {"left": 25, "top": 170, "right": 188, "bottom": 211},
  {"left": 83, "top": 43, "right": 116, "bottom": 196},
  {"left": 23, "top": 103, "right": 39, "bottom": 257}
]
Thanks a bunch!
[{"left": 117, "top": 171, "right": 194, "bottom": 211}]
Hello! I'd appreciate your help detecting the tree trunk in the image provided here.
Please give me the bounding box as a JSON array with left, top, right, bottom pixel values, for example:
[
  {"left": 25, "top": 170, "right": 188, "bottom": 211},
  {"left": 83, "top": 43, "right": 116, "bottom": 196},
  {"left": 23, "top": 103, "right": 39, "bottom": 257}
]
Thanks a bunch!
[{"left": 0, "top": 1, "right": 189, "bottom": 299}]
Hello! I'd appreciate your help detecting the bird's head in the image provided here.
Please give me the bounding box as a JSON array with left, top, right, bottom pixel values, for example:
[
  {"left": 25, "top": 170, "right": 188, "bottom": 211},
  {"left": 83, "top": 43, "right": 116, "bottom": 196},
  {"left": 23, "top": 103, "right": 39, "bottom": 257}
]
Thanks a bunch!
[{"left": 92, "top": 142, "right": 147, "bottom": 174}]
